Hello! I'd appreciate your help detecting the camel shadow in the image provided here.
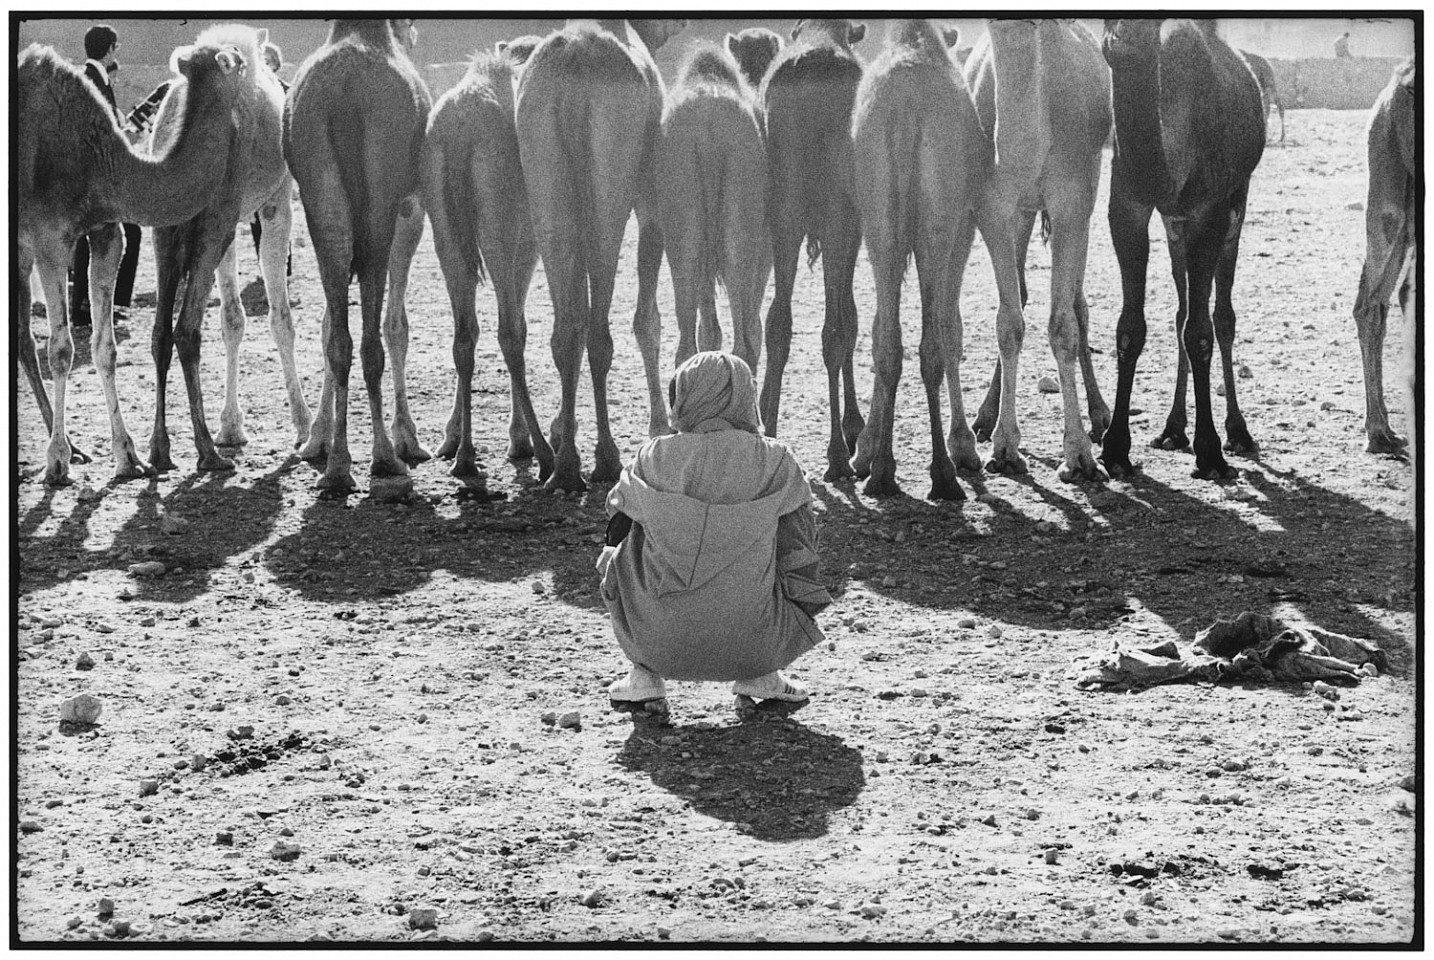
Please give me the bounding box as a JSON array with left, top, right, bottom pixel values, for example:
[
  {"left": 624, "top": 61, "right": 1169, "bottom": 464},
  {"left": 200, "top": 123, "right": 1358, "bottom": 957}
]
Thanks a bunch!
[
  {"left": 810, "top": 456, "right": 1415, "bottom": 676},
  {"left": 615, "top": 716, "right": 865, "bottom": 841}
]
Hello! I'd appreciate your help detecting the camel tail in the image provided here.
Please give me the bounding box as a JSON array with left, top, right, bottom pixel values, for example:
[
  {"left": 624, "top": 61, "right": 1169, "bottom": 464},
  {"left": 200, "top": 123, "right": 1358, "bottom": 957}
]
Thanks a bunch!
[
  {"left": 329, "top": 111, "right": 374, "bottom": 276},
  {"left": 695, "top": 134, "right": 725, "bottom": 295},
  {"left": 438, "top": 138, "right": 489, "bottom": 287}
]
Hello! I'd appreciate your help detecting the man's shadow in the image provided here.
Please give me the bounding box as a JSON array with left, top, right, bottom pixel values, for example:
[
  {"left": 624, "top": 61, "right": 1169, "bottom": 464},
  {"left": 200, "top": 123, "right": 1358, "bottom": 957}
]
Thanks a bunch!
[{"left": 616, "top": 716, "right": 864, "bottom": 842}]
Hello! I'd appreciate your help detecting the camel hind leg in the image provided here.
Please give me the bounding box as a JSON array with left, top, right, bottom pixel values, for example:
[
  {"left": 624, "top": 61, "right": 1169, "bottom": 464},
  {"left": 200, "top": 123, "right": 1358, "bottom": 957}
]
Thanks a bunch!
[
  {"left": 257, "top": 180, "right": 313, "bottom": 448},
  {"left": 1180, "top": 209, "right": 1237, "bottom": 481},
  {"left": 974, "top": 208, "right": 1037, "bottom": 442},
  {"left": 17, "top": 253, "right": 88, "bottom": 466},
  {"left": 1354, "top": 202, "right": 1412, "bottom": 455},
  {"left": 215, "top": 232, "right": 250, "bottom": 448},
  {"left": 632, "top": 206, "right": 669, "bottom": 440},
  {"left": 172, "top": 218, "right": 237, "bottom": 474},
  {"left": 1155, "top": 215, "right": 1192, "bottom": 451},
  {"left": 34, "top": 238, "right": 80, "bottom": 484},
  {"left": 820, "top": 200, "right": 863, "bottom": 482},
  {"left": 497, "top": 244, "right": 552, "bottom": 479},
  {"left": 975, "top": 200, "right": 1028, "bottom": 476},
  {"left": 1047, "top": 213, "right": 1106, "bottom": 483},
  {"left": 759, "top": 225, "right": 802, "bottom": 438},
  {"left": 942, "top": 213, "right": 982, "bottom": 473},
  {"left": 1215, "top": 191, "right": 1257, "bottom": 456},
  {"left": 1097, "top": 189, "right": 1155, "bottom": 479},
  {"left": 384, "top": 196, "right": 431, "bottom": 465}
]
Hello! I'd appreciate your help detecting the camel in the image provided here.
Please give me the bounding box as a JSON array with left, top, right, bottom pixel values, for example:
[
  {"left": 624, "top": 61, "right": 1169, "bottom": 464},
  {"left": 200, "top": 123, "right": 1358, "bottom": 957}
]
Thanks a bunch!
[
  {"left": 1239, "top": 49, "right": 1285, "bottom": 144},
  {"left": 18, "top": 38, "right": 252, "bottom": 486},
  {"left": 656, "top": 43, "right": 769, "bottom": 369},
  {"left": 145, "top": 24, "right": 312, "bottom": 475},
  {"left": 1353, "top": 57, "right": 1416, "bottom": 456},
  {"left": 759, "top": 18, "right": 868, "bottom": 483},
  {"left": 849, "top": 19, "right": 991, "bottom": 500},
  {"left": 1099, "top": 19, "right": 1266, "bottom": 481},
  {"left": 284, "top": 19, "right": 432, "bottom": 494},
  {"left": 515, "top": 18, "right": 685, "bottom": 492},
  {"left": 962, "top": 18, "right": 1114, "bottom": 482},
  {"left": 423, "top": 40, "right": 549, "bottom": 491}
]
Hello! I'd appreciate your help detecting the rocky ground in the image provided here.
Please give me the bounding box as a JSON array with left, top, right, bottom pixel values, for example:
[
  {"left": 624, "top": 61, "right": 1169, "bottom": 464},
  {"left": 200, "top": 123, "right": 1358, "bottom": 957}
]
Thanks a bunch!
[{"left": 15, "top": 108, "right": 1416, "bottom": 943}]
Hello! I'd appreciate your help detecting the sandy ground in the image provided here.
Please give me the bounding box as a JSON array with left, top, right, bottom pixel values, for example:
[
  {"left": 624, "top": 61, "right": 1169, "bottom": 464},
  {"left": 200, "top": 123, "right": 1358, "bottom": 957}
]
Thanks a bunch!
[{"left": 14, "top": 106, "right": 1416, "bottom": 944}]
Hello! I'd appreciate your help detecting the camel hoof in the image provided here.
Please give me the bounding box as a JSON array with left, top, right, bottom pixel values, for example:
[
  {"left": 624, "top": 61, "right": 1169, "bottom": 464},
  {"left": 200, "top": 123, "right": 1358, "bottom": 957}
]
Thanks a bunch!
[
  {"left": 298, "top": 438, "right": 330, "bottom": 463},
  {"left": 69, "top": 446, "right": 94, "bottom": 466},
  {"left": 149, "top": 453, "right": 177, "bottom": 474},
  {"left": 927, "top": 477, "right": 966, "bottom": 502},
  {"left": 1366, "top": 431, "right": 1409, "bottom": 456},
  {"left": 1152, "top": 430, "right": 1190, "bottom": 451},
  {"left": 1100, "top": 454, "right": 1139, "bottom": 480},
  {"left": 216, "top": 425, "right": 249, "bottom": 448},
  {"left": 43, "top": 464, "right": 73, "bottom": 487},
  {"left": 862, "top": 475, "right": 902, "bottom": 498},
  {"left": 543, "top": 472, "right": 587, "bottom": 494},
  {"left": 450, "top": 460, "right": 489, "bottom": 486},
  {"left": 434, "top": 437, "right": 460, "bottom": 461},
  {"left": 370, "top": 456, "right": 410, "bottom": 479},
  {"left": 395, "top": 438, "right": 432, "bottom": 465},
  {"left": 824, "top": 462, "right": 856, "bottom": 483},
  {"left": 1191, "top": 462, "right": 1239, "bottom": 482},
  {"left": 972, "top": 420, "right": 995, "bottom": 444},
  {"left": 1058, "top": 457, "right": 1109, "bottom": 485},
  {"left": 985, "top": 454, "right": 1028, "bottom": 477},
  {"left": 315, "top": 471, "right": 357, "bottom": 496},
  {"left": 197, "top": 453, "right": 237, "bottom": 473},
  {"left": 113, "top": 460, "right": 154, "bottom": 482},
  {"left": 1223, "top": 435, "right": 1259, "bottom": 456},
  {"left": 506, "top": 438, "right": 535, "bottom": 462}
]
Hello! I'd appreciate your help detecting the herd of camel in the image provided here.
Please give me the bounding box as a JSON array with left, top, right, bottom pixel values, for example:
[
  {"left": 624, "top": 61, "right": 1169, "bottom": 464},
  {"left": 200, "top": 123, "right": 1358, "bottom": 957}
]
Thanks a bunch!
[{"left": 17, "top": 17, "right": 1418, "bottom": 501}]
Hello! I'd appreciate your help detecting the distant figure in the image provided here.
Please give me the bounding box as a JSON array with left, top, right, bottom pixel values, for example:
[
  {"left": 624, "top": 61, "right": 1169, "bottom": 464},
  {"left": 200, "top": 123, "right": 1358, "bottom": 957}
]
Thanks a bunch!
[
  {"left": 1334, "top": 31, "right": 1352, "bottom": 58},
  {"left": 249, "top": 41, "right": 292, "bottom": 277},
  {"left": 69, "top": 23, "right": 141, "bottom": 328}
]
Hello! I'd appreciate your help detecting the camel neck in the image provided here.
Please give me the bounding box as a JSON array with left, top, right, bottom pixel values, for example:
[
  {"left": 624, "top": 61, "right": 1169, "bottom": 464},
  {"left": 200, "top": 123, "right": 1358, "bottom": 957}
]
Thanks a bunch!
[
  {"left": 1109, "top": 61, "right": 1171, "bottom": 204},
  {"left": 109, "top": 82, "right": 234, "bottom": 227}
]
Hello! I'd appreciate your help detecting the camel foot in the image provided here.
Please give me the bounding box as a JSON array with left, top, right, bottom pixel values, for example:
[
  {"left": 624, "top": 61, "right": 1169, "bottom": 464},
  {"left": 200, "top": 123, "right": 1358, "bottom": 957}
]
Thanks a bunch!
[
  {"left": 43, "top": 461, "right": 73, "bottom": 487},
  {"left": 972, "top": 413, "right": 996, "bottom": 444},
  {"left": 1057, "top": 454, "right": 1109, "bottom": 485},
  {"left": 862, "top": 474, "right": 902, "bottom": 498},
  {"left": 315, "top": 469, "right": 357, "bottom": 496},
  {"left": 1223, "top": 424, "right": 1259, "bottom": 456},
  {"left": 927, "top": 468, "right": 965, "bottom": 502},
  {"left": 591, "top": 443, "right": 622, "bottom": 484},
  {"left": 197, "top": 452, "right": 237, "bottom": 473},
  {"left": 985, "top": 451, "right": 1029, "bottom": 476},
  {"left": 506, "top": 437, "right": 535, "bottom": 462},
  {"left": 1152, "top": 427, "right": 1190, "bottom": 451},
  {"left": 1366, "top": 430, "right": 1409, "bottom": 456},
  {"left": 69, "top": 445, "right": 94, "bottom": 466},
  {"left": 393, "top": 432, "right": 431, "bottom": 465},
  {"left": 450, "top": 459, "right": 489, "bottom": 487},
  {"left": 543, "top": 470, "right": 587, "bottom": 494},
  {"left": 112, "top": 442, "right": 154, "bottom": 481},
  {"left": 434, "top": 435, "right": 459, "bottom": 460},
  {"left": 824, "top": 460, "right": 856, "bottom": 483},
  {"left": 950, "top": 444, "right": 984, "bottom": 474},
  {"left": 1100, "top": 452, "right": 1139, "bottom": 480},
  {"left": 370, "top": 455, "right": 410, "bottom": 479},
  {"left": 298, "top": 434, "right": 330, "bottom": 463},
  {"left": 1191, "top": 461, "right": 1239, "bottom": 482},
  {"left": 148, "top": 443, "right": 177, "bottom": 475},
  {"left": 1087, "top": 409, "right": 1112, "bottom": 444},
  {"left": 216, "top": 422, "right": 249, "bottom": 448}
]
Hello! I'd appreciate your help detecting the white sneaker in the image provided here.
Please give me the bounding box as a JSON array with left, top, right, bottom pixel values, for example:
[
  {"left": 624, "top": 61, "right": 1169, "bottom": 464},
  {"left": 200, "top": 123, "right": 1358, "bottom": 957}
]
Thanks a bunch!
[
  {"left": 732, "top": 671, "right": 809, "bottom": 702},
  {"left": 608, "top": 664, "right": 667, "bottom": 703}
]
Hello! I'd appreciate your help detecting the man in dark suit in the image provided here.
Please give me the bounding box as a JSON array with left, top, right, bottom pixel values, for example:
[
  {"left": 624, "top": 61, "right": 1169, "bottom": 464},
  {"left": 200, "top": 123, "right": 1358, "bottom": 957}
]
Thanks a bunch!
[{"left": 69, "top": 23, "right": 143, "bottom": 331}]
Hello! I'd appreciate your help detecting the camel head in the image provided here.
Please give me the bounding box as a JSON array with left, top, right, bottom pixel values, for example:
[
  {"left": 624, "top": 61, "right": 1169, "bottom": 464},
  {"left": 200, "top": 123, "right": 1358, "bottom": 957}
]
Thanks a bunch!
[
  {"left": 791, "top": 19, "right": 866, "bottom": 51},
  {"left": 1102, "top": 18, "right": 1164, "bottom": 70},
  {"left": 628, "top": 19, "right": 687, "bottom": 54},
  {"left": 171, "top": 42, "right": 247, "bottom": 83},
  {"left": 942, "top": 26, "right": 961, "bottom": 49},
  {"left": 496, "top": 35, "right": 543, "bottom": 67},
  {"left": 726, "top": 28, "right": 783, "bottom": 89}
]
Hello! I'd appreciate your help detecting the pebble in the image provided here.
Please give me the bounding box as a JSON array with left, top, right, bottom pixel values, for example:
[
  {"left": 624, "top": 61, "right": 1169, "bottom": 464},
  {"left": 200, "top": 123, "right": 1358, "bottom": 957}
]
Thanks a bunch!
[
  {"left": 108, "top": 920, "right": 132, "bottom": 938},
  {"left": 1360, "top": 662, "right": 1379, "bottom": 678},
  {"left": 1399, "top": 775, "right": 1415, "bottom": 792},
  {"left": 858, "top": 902, "right": 887, "bottom": 919},
  {"left": 158, "top": 513, "right": 189, "bottom": 535},
  {"left": 138, "top": 780, "right": 158, "bottom": 798},
  {"left": 957, "top": 617, "right": 977, "bottom": 630},
  {"left": 1221, "top": 759, "right": 1248, "bottom": 772},
  {"left": 191, "top": 754, "right": 208, "bottom": 773},
  {"left": 19, "top": 820, "right": 42, "bottom": 834},
  {"left": 822, "top": 899, "right": 842, "bottom": 910},
  {"left": 531, "top": 581, "right": 546, "bottom": 595},
  {"left": 979, "top": 814, "right": 997, "bottom": 827},
  {"left": 657, "top": 926, "right": 672, "bottom": 940},
  {"left": 127, "top": 561, "right": 167, "bottom": 578},
  {"left": 66, "top": 917, "right": 82, "bottom": 930},
  {"left": 987, "top": 625, "right": 1003, "bottom": 639},
  {"left": 1140, "top": 891, "right": 1158, "bottom": 906},
  {"left": 269, "top": 840, "right": 301, "bottom": 862},
  {"left": 59, "top": 693, "right": 103, "bottom": 726},
  {"left": 97, "top": 898, "right": 115, "bottom": 916},
  {"left": 881, "top": 575, "right": 898, "bottom": 588},
  {"left": 1312, "top": 681, "right": 1339, "bottom": 702},
  {"left": 275, "top": 695, "right": 291, "bottom": 706},
  {"left": 407, "top": 908, "right": 439, "bottom": 931},
  {"left": 579, "top": 888, "right": 604, "bottom": 908},
  {"left": 541, "top": 712, "right": 557, "bottom": 727},
  {"left": 1058, "top": 900, "right": 1076, "bottom": 910},
  {"left": 1044, "top": 849, "right": 1059, "bottom": 865},
  {"left": 1217, "top": 928, "right": 1241, "bottom": 940},
  {"left": 558, "top": 711, "right": 582, "bottom": 731},
  {"left": 1036, "top": 375, "right": 1061, "bottom": 394}
]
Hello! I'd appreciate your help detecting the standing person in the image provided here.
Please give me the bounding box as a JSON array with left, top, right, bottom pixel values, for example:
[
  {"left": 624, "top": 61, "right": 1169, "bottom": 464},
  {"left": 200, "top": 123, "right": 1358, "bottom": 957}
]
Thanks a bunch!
[
  {"left": 249, "top": 41, "right": 292, "bottom": 278},
  {"left": 69, "top": 24, "right": 142, "bottom": 330},
  {"left": 1334, "top": 30, "right": 1352, "bottom": 58},
  {"left": 597, "top": 352, "right": 833, "bottom": 709}
]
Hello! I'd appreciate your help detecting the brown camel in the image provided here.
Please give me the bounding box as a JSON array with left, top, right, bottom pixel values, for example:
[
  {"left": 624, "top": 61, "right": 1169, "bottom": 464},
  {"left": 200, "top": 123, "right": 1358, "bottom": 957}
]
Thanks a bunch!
[
  {"left": 516, "top": 18, "right": 685, "bottom": 492},
  {"left": 1353, "top": 57, "right": 1416, "bottom": 455},
  {"left": 18, "top": 37, "right": 251, "bottom": 485},
  {"left": 1100, "top": 19, "right": 1265, "bottom": 481},
  {"left": 424, "top": 40, "right": 549, "bottom": 492},
  {"left": 850, "top": 19, "right": 991, "bottom": 500},
  {"left": 725, "top": 27, "right": 784, "bottom": 89},
  {"left": 146, "top": 25, "right": 309, "bottom": 474},
  {"left": 284, "top": 19, "right": 432, "bottom": 495},
  {"left": 656, "top": 43, "right": 769, "bottom": 369},
  {"left": 760, "top": 18, "right": 868, "bottom": 483},
  {"left": 962, "top": 18, "right": 1114, "bottom": 482},
  {"left": 1239, "top": 49, "right": 1285, "bottom": 144}
]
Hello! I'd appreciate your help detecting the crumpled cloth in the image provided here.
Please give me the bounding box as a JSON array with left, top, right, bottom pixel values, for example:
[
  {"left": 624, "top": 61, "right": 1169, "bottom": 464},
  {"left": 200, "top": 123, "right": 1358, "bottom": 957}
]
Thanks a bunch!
[{"left": 1077, "top": 612, "right": 1390, "bottom": 691}]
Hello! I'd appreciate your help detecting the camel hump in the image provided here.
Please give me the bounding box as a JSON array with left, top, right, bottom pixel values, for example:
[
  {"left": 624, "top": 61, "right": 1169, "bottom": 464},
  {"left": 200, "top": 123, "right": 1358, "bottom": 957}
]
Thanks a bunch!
[
  {"left": 677, "top": 44, "right": 745, "bottom": 92},
  {"left": 526, "top": 23, "right": 647, "bottom": 90}
]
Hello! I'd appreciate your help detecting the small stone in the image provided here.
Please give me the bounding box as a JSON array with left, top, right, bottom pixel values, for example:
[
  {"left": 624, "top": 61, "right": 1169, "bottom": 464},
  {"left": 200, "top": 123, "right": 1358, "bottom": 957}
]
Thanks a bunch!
[
  {"left": 139, "top": 617, "right": 156, "bottom": 628},
  {"left": 97, "top": 898, "right": 115, "bottom": 916},
  {"left": 108, "top": 919, "right": 131, "bottom": 938},
  {"left": 159, "top": 513, "right": 189, "bottom": 536},
  {"left": 1059, "top": 900, "right": 1076, "bottom": 910},
  {"left": 657, "top": 926, "right": 672, "bottom": 940},
  {"left": 1141, "top": 891, "right": 1158, "bottom": 906},
  {"left": 1399, "top": 775, "right": 1416, "bottom": 792},
  {"left": 475, "top": 929, "right": 495, "bottom": 943},
  {"left": 579, "top": 888, "right": 604, "bottom": 908},
  {"left": 215, "top": 831, "right": 233, "bottom": 846},
  {"left": 269, "top": 840, "right": 301, "bottom": 862},
  {"left": 1217, "top": 928, "right": 1241, "bottom": 941},
  {"left": 1312, "top": 681, "right": 1339, "bottom": 702},
  {"left": 138, "top": 780, "right": 158, "bottom": 798},
  {"left": 558, "top": 711, "right": 582, "bottom": 731},
  {"left": 59, "top": 693, "right": 103, "bottom": 725},
  {"left": 19, "top": 820, "right": 42, "bottom": 834},
  {"left": 881, "top": 575, "right": 898, "bottom": 588},
  {"left": 127, "top": 561, "right": 167, "bottom": 578},
  {"left": 1346, "top": 200, "right": 1365, "bottom": 211},
  {"left": 1036, "top": 375, "right": 1061, "bottom": 394},
  {"left": 531, "top": 581, "right": 546, "bottom": 595},
  {"left": 1221, "top": 759, "right": 1248, "bottom": 772},
  {"left": 226, "top": 725, "right": 255, "bottom": 741},
  {"left": 541, "top": 712, "right": 557, "bottom": 727},
  {"left": 987, "top": 625, "right": 1003, "bottom": 639},
  {"left": 1044, "top": 848, "right": 1059, "bottom": 865},
  {"left": 191, "top": 754, "right": 207, "bottom": 773},
  {"left": 1360, "top": 662, "right": 1379, "bottom": 678},
  {"left": 275, "top": 695, "right": 291, "bottom": 706},
  {"left": 66, "top": 917, "right": 82, "bottom": 930},
  {"left": 822, "top": 899, "right": 842, "bottom": 910},
  {"left": 1124, "top": 909, "right": 1139, "bottom": 924},
  {"left": 1205, "top": 766, "right": 1223, "bottom": 778},
  {"left": 957, "top": 618, "right": 977, "bottom": 630},
  {"left": 1237, "top": 365, "right": 1253, "bottom": 379},
  {"left": 979, "top": 814, "right": 997, "bottom": 828},
  {"left": 407, "top": 908, "right": 439, "bottom": 931},
  {"left": 858, "top": 902, "right": 887, "bottom": 919}
]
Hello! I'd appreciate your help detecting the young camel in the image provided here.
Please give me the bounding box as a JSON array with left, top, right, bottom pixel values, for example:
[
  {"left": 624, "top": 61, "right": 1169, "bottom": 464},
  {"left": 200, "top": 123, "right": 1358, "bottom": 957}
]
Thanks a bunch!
[
  {"left": 657, "top": 43, "right": 769, "bottom": 369},
  {"left": 146, "top": 24, "right": 309, "bottom": 474},
  {"left": 424, "top": 41, "right": 549, "bottom": 491},
  {"left": 516, "top": 18, "right": 685, "bottom": 493},
  {"left": 18, "top": 38, "right": 251, "bottom": 485},
  {"left": 1099, "top": 19, "right": 1265, "bottom": 481},
  {"left": 850, "top": 19, "right": 992, "bottom": 500},
  {"left": 1353, "top": 57, "right": 1416, "bottom": 456},
  {"left": 760, "top": 18, "right": 868, "bottom": 483},
  {"left": 284, "top": 19, "right": 432, "bottom": 495},
  {"left": 1239, "top": 49, "right": 1285, "bottom": 144},
  {"left": 963, "top": 19, "right": 1113, "bottom": 482}
]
